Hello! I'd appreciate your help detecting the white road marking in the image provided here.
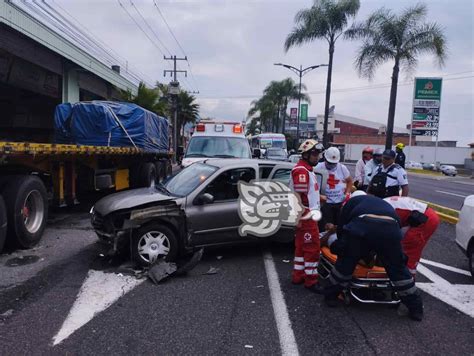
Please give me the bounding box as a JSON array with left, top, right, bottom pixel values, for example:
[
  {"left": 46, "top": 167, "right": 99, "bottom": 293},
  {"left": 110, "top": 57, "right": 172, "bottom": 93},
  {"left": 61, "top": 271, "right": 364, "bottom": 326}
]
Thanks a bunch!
[
  {"left": 52, "top": 270, "right": 145, "bottom": 346},
  {"left": 263, "top": 251, "right": 299, "bottom": 356},
  {"left": 420, "top": 258, "right": 471, "bottom": 277},
  {"left": 417, "top": 264, "right": 474, "bottom": 318},
  {"left": 435, "top": 190, "right": 467, "bottom": 198}
]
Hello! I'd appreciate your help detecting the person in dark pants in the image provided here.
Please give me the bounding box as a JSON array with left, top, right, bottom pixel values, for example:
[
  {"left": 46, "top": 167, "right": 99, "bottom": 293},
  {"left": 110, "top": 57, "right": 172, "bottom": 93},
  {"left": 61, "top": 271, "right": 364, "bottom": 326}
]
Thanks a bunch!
[
  {"left": 395, "top": 143, "right": 406, "bottom": 169},
  {"left": 319, "top": 192, "right": 424, "bottom": 321}
]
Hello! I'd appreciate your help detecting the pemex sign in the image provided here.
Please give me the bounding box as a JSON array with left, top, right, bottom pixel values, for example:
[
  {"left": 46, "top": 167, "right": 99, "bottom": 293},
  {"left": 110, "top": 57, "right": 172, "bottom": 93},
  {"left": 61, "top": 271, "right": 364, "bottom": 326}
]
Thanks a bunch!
[{"left": 411, "top": 78, "right": 442, "bottom": 137}]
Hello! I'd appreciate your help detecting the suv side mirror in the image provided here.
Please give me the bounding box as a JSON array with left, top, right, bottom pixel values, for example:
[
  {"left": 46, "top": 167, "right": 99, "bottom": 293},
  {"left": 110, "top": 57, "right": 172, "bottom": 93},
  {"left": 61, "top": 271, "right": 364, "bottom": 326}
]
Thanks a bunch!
[
  {"left": 252, "top": 148, "right": 261, "bottom": 159},
  {"left": 195, "top": 193, "right": 214, "bottom": 205}
]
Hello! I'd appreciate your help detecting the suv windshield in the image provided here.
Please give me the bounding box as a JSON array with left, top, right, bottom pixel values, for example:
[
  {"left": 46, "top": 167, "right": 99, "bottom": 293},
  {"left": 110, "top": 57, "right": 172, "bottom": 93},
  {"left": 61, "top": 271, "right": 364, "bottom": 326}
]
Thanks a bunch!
[
  {"left": 186, "top": 137, "right": 251, "bottom": 158},
  {"left": 164, "top": 163, "right": 217, "bottom": 197}
]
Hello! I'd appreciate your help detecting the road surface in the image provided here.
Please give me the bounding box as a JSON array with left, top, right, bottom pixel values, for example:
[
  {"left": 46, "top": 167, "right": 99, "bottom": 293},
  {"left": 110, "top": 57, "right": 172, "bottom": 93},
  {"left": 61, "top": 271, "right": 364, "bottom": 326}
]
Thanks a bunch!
[{"left": 0, "top": 208, "right": 472, "bottom": 355}]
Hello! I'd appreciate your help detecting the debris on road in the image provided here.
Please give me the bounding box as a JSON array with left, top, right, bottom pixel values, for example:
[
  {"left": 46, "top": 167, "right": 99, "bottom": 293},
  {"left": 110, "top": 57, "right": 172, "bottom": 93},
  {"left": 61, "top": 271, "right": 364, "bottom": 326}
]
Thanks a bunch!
[
  {"left": 203, "top": 267, "right": 219, "bottom": 275},
  {"left": 282, "top": 259, "right": 290, "bottom": 263},
  {"left": 5, "top": 255, "right": 40, "bottom": 267},
  {"left": 148, "top": 248, "right": 204, "bottom": 284},
  {"left": 244, "top": 345, "right": 254, "bottom": 349},
  {"left": 0, "top": 309, "right": 14, "bottom": 318},
  {"left": 148, "top": 261, "right": 177, "bottom": 284},
  {"left": 216, "top": 255, "right": 223, "bottom": 260}
]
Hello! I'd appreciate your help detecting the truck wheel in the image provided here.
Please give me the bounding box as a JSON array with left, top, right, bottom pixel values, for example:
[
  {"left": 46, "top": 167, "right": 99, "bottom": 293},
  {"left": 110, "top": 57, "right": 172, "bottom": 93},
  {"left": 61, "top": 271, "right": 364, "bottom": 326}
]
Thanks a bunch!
[
  {"left": 0, "top": 196, "right": 7, "bottom": 253},
  {"left": 154, "top": 162, "right": 165, "bottom": 183},
  {"left": 2, "top": 176, "right": 48, "bottom": 248},
  {"left": 131, "top": 223, "right": 178, "bottom": 267},
  {"left": 139, "top": 162, "right": 157, "bottom": 188}
]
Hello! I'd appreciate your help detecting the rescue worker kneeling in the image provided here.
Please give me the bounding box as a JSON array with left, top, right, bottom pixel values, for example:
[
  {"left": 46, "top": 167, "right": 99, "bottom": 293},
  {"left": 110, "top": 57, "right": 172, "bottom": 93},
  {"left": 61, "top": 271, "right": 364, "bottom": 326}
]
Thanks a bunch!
[
  {"left": 384, "top": 196, "right": 440, "bottom": 276},
  {"left": 317, "top": 191, "right": 424, "bottom": 321},
  {"left": 290, "top": 139, "right": 324, "bottom": 289}
]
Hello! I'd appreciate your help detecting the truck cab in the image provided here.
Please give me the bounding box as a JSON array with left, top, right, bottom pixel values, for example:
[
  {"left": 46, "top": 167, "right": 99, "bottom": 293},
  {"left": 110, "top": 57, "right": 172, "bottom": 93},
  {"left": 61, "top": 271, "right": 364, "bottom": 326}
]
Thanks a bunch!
[{"left": 181, "top": 120, "right": 252, "bottom": 168}]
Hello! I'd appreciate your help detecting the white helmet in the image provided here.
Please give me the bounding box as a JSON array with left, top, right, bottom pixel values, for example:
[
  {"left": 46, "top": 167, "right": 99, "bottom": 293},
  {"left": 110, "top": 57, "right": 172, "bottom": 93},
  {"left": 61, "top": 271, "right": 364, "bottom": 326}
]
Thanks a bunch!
[
  {"left": 325, "top": 147, "right": 340, "bottom": 163},
  {"left": 350, "top": 190, "right": 367, "bottom": 198}
]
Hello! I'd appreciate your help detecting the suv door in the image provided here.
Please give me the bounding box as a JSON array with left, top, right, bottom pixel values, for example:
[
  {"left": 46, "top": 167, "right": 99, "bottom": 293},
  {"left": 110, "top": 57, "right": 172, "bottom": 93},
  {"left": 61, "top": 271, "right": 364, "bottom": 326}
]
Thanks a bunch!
[{"left": 185, "top": 166, "right": 256, "bottom": 246}]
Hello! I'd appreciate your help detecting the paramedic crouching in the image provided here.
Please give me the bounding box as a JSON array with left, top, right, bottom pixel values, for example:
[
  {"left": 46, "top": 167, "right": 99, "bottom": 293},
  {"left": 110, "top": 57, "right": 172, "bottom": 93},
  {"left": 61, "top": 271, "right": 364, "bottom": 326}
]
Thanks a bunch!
[
  {"left": 318, "top": 192, "right": 424, "bottom": 321},
  {"left": 368, "top": 149, "right": 408, "bottom": 198}
]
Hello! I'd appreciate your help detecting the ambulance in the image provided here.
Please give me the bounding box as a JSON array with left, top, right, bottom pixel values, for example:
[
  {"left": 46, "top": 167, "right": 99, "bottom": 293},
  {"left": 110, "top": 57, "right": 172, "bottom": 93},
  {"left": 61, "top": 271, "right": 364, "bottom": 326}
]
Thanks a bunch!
[{"left": 181, "top": 120, "right": 252, "bottom": 168}]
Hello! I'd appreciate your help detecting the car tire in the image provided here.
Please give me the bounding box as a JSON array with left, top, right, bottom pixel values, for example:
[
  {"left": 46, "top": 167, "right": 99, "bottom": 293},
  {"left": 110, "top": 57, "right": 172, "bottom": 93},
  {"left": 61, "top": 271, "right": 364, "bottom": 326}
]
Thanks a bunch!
[
  {"left": 2, "top": 176, "right": 48, "bottom": 249},
  {"left": 131, "top": 223, "right": 178, "bottom": 268},
  {"left": 0, "top": 195, "right": 7, "bottom": 253},
  {"left": 139, "top": 162, "right": 157, "bottom": 188}
]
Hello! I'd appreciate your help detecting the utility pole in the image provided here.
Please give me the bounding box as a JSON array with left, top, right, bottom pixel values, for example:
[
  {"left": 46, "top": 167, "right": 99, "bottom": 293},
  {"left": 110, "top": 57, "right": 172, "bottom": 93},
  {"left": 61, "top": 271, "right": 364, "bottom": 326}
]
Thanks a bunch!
[
  {"left": 164, "top": 55, "right": 187, "bottom": 162},
  {"left": 274, "top": 63, "right": 328, "bottom": 149}
]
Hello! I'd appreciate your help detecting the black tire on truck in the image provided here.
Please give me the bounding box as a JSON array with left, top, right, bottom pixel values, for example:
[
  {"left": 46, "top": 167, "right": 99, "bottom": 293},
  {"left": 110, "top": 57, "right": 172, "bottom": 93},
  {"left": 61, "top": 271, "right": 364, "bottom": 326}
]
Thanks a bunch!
[
  {"left": 139, "top": 162, "right": 157, "bottom": 188},
  {"left": 2, "top": 176, "right": 48, "bottom": 249},
  {"left": 154, "top": 161, "right": 165, "bottom": 183},
  {"left": 0, "top": 195, "right": 7, "bottom": 253}
]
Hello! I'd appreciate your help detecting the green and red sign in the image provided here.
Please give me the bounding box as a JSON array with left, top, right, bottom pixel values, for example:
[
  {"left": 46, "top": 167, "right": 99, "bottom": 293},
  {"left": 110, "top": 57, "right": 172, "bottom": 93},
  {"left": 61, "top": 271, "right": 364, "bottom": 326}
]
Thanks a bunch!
[{"left": 411, "top": 78, "right": 442, "bottom": 137}]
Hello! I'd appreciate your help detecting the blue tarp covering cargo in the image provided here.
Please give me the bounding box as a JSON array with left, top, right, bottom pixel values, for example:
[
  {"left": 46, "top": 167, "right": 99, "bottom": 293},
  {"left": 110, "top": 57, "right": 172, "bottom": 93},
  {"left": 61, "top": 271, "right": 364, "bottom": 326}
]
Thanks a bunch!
[{"left": 54, "top": 101, "right": 169, "bottom": 153}]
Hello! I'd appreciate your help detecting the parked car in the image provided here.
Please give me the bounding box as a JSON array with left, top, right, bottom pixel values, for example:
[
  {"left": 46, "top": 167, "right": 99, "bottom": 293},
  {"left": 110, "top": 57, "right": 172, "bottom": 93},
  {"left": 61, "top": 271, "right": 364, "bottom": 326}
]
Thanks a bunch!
[
  {"left": 264, "top": 147, "right": 288, "bottom": 161},
  {"left": 440, "top": 165, "right": 457, "bottom": 176},
  {"left": 91, "top": 159, "right": 328, "bottom": 267},
  {"left": 406, "top": 160, "right": 423, "bottom": 170},
  {"left": 288, "top": 154, "right": 301, "bottom": 163},
  {"left": 422, "top": 162, "right": 435, "bottom": 171},
  {"left": 455, "top": 195, "right": 474, "bottom": 277}
]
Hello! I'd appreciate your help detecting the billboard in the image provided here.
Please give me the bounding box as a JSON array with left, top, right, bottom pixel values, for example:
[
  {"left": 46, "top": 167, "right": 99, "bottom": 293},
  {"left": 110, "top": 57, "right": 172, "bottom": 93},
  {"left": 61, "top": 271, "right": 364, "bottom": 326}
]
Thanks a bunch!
[
  {"left": 411, "top": 78, "right": 442, "bottom": 137},
  {"left": 300, "top": 103, "right": 308, "bottom": 122}
]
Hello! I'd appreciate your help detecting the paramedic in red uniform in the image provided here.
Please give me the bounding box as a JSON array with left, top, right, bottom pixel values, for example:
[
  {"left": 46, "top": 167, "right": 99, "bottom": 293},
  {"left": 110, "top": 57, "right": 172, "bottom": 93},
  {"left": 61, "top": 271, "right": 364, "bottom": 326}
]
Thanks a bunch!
[
  {"left": 290, "top": 139, "right": 324, "bottom": 289},
  {"left": 384, "top": 196, "right": 440, "bottom": 276}
]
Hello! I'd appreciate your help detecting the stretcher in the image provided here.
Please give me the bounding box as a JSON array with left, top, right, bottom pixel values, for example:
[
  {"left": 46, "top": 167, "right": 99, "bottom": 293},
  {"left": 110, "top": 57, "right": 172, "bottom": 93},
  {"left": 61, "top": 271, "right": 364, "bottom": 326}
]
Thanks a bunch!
[{"left": 318, "top": 246, "right": 400, "bottom": 305}]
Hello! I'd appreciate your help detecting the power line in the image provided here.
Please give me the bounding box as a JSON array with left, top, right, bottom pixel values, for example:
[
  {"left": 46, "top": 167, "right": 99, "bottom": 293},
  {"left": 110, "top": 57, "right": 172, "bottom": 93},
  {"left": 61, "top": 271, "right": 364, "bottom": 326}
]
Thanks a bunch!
[
  {"left": 129, "top": 0, "right": 172, "bottom": 56},
  {"left": 49, "top": 0, "right": 153, "bottom": 86},
  {"left": 152, "top": 0, "right": 200, "bottom": 92},
  {"left": 117, "top": 0, "right": 168, "bottom": 58},
  {"left": 198, "top": 74, "right": 474, "bottom": 99}
]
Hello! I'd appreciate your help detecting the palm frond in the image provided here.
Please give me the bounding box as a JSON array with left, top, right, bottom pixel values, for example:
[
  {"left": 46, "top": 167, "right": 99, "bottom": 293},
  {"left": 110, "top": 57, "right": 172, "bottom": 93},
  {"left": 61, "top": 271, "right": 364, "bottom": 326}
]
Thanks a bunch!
[{"left": 402, "top": 23, "right": 447, "bottom": 67}]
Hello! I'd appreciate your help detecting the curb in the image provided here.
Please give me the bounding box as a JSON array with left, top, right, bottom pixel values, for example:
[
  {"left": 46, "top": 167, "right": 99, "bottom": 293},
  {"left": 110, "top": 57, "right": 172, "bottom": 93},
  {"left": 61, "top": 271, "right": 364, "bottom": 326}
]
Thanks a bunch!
[{"left": 419, "top": 199, "right": 460, "bottom": 224}]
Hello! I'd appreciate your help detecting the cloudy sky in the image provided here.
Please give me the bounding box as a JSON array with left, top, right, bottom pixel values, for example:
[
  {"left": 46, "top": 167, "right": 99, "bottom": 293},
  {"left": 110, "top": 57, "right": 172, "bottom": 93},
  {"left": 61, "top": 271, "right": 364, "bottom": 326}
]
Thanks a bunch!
[{"left": 52, "top": 0, "right": 473, "bottom": 146}]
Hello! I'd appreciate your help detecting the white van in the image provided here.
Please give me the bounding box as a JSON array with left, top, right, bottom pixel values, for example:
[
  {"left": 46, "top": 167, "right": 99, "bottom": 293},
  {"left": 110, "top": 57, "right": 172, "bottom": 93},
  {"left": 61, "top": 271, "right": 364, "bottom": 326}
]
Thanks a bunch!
[{"left": 181, "top": 120, "right": 252, "bottom": 168}]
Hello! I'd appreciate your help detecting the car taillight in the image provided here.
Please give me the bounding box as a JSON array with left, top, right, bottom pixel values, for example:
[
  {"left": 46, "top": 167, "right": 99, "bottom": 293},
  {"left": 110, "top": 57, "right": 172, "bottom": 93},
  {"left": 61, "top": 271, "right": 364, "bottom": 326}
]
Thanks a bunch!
[
  {"left": 196, "top": 124, "right": 205, "bottom": 132},
  {"left": 233, "top": 124, "right": 243, "bottom": 133}
]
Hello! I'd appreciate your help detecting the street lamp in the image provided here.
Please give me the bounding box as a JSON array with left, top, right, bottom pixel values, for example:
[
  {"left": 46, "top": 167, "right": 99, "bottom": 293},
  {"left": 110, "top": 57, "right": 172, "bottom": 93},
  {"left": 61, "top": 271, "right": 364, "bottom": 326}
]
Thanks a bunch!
[{"left": 274, "top": 63, "right": 328, "bottom": 148}]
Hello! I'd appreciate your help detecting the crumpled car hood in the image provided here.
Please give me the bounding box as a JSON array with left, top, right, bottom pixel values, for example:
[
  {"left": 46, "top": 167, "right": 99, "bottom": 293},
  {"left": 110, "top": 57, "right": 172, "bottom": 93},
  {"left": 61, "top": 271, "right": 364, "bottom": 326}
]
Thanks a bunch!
[{"left": 93, "top": 187, "right": 177, "bottom": 216}]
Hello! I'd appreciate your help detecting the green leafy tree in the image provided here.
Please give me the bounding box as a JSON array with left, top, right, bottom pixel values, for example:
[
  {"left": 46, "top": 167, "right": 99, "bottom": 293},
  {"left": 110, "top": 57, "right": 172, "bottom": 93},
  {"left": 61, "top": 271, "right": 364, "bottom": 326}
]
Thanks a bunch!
[
  {"left": 346, "top": 3, "right": 446, "bottom": 148},
  {"left": 285, "top": 0, "right": 360, "bottom": 147},
  {"left": 176, "top": 91, "right": 200, "bottom": 145}
]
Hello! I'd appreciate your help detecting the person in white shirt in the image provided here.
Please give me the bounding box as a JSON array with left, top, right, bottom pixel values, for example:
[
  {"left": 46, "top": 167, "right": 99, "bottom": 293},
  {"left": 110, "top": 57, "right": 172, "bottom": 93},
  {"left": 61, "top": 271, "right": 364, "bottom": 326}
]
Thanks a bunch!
[
  {"left": 363, "top": 148, "right": 383, "bottom": 190},
  {"left": 315, "top": 147, "right": 353, "bottom": 229},
  {"left": 354, "top": 146, "right": 373, "bottom": 189}
]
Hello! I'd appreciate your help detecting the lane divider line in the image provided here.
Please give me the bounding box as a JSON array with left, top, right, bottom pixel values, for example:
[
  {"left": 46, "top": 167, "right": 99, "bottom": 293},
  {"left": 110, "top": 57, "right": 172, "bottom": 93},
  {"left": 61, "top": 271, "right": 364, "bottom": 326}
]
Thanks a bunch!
[
  {"left": 263, "top": 251, "right": 300, "bottom": 356},
  {"left": 420, "top": 258, "right": 471, "bottom": 277},
  {"left": 435, "top": 190, "right": 468, "bottom": 198}
]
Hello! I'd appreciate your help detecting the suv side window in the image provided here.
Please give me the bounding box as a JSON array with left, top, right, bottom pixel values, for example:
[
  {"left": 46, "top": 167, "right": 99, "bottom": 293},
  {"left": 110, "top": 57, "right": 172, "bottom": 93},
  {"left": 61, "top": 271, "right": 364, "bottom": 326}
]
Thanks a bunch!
[{"left": 204, "top": 168, "right": 256, "bottom": 201}]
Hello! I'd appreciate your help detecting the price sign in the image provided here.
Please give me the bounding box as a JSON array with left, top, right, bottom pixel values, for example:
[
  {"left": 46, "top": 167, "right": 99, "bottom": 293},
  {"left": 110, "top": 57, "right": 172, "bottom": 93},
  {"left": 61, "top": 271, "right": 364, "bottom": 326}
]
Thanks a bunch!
[{"left": 411, "top": 78, "right": 442, "bottom": 136}]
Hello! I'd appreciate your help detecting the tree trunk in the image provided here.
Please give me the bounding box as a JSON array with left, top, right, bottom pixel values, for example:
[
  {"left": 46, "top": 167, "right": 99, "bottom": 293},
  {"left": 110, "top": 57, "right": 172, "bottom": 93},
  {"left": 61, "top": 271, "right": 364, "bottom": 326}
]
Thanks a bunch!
[
  {"left": 282, "top": 99, "right": 288, "bottom": 135},
  {"left": 385, "top": 59, "right": 400, "bottom": 149},
  {"left": 323, "top": 41, "right": 335, "bottom": 148}
]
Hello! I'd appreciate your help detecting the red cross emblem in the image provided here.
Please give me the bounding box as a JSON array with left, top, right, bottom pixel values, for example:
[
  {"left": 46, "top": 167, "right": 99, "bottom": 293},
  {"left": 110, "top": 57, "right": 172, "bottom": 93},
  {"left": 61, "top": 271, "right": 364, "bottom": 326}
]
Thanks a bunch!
[
  {"left": 327, "top": 173, "right": 340, "bottom": 189},
  {"left": 304, "top": 233, "right": 312, "bottom": 242}
]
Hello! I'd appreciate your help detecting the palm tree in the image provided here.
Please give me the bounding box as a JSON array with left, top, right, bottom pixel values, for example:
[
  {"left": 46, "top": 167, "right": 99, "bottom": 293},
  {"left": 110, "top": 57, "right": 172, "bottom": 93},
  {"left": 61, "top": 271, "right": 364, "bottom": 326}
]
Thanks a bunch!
[
  {"left": 346, "top": 3, "right": 446, "bottom": 149},
  {"left": 121, "top": 81, "right": 169, "bottom": 117},
  {"left": 176, "top": 92, "right": 200, "bottom": 145},
  {"left": 245, "top": 117, "right": 260, "bottom": 136},
  {"left": 248, "top": 95, "right": 277, "bottom": 133},
  {"left": 264, "top": 79, "right": 310, "bottom": 133},
  {"left": 285, "top": 0, "right": 360, "bottom": 147}
]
